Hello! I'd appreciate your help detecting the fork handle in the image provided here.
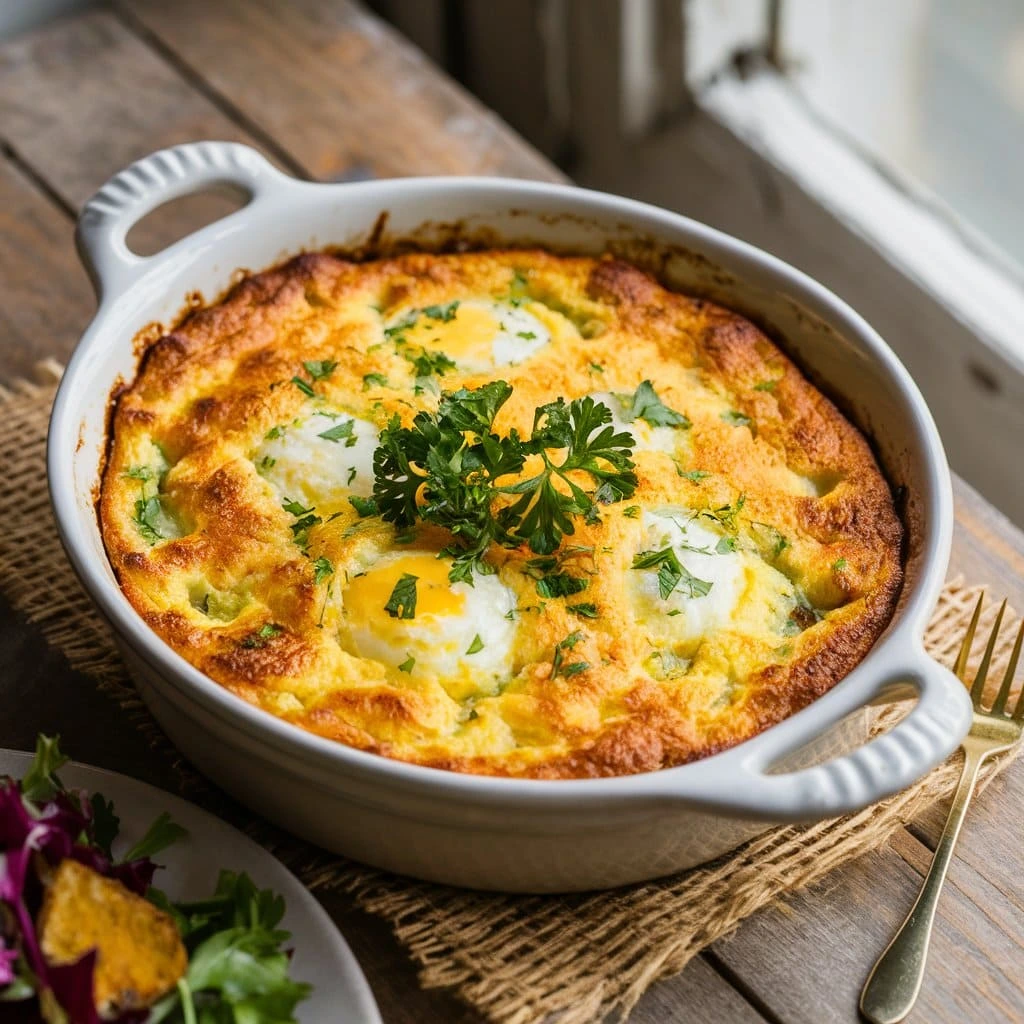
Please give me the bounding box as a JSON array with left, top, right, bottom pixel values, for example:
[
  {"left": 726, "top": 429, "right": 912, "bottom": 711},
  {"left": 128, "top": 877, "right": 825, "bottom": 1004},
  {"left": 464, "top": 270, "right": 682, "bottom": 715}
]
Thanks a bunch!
[{"left": 859, "top": 743, "right": 986, "bottom": 1023}]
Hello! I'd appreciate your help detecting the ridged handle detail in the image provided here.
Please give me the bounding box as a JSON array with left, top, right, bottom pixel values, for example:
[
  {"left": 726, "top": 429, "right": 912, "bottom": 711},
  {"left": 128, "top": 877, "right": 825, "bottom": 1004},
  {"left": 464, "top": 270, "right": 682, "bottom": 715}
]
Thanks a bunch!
[{"left": 75, "top": 141, "right": 287, "bottom": 300}]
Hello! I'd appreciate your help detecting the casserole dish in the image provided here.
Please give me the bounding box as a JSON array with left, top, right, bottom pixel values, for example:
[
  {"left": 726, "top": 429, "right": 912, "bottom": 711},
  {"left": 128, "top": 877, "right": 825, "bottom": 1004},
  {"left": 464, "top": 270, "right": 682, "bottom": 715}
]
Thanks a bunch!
[{"left": 49, "top": 141, "right": 972, "bottom": 892}]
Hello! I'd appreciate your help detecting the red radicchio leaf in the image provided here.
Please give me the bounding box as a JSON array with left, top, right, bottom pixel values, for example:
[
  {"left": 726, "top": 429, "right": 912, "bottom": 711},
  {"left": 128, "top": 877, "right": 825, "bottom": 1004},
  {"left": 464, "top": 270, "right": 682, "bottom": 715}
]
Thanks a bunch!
[
  {"left": 0, "top": 942, "right": 18, "bottom": 985},
  {"left": 110, "top": 858, "right": 158, "bottom": 898},
  {"left": 48, "top": 949, "right": 102, "bottom": 1024},
  {"left": 0, "top": 781, "right": 33, "bottom": 848},
  {"left": 0, "top": 847, "right": 47, "bottom": 987}
]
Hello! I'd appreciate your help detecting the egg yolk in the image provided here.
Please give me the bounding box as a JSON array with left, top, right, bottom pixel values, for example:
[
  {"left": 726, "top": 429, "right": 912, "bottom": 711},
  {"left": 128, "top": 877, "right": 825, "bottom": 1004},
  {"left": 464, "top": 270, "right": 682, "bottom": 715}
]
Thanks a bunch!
[
  {"left": 400, "top": 303, "right": 501, "bottom": 365},
  {"left": 344, "top": 552, "right": 465, "bottom": 625}
]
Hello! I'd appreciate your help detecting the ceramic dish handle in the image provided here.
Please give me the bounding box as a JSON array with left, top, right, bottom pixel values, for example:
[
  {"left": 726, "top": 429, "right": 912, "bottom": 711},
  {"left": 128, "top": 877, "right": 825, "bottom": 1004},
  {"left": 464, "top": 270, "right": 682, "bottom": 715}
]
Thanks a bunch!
[
  {"left": 672, "top": 643, "right": 972, "bottom": 820},
  {"left": 75, "top": 141, "right": 291, "bottom": 300}
]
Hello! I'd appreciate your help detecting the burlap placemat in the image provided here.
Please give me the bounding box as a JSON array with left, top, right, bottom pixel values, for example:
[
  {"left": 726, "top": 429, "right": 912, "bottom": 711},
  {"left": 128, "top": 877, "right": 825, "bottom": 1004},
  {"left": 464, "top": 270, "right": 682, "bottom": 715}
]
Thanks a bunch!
[{"left": 2, "top": 363, "right": 1020, "bottom": 1024}]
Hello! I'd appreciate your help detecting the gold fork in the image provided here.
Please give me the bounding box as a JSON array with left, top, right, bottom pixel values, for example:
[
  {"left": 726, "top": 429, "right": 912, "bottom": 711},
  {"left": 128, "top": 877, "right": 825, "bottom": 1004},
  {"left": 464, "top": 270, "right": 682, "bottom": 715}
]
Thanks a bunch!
[{"left": 859, "top": 595, "right": 1024, "bottom": 1023}]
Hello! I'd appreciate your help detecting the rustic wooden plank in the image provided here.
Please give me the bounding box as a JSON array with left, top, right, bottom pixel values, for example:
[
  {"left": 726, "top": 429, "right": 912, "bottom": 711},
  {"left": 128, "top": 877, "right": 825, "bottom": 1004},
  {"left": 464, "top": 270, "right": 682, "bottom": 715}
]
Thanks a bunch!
[
  {"left": 0, "top": 155, "right": 92, "bottom": 379},
  {"left": 0, "top": 7, "right": 1021, "bottom": 1021},
  {"left": 115, "top": 0, "right": 561, "bottom": 183},
  {"left": 0, "top": 10, "right": 267, "bottom": 256},
  {"left": 908, "top": 759, "right": 1024, "bottom": 916},
  {"left": 711, "top": 840, "right": 1024, "bottom": 1023},
  {"left": 950, "top": 476, "right": 1024, "bottom": 605},
  {"left": 632, "top": 955, "right": 771, "bottom": 1023},
  {"left": 908, "top": 474, "right": 1024, "bottom": 915}
]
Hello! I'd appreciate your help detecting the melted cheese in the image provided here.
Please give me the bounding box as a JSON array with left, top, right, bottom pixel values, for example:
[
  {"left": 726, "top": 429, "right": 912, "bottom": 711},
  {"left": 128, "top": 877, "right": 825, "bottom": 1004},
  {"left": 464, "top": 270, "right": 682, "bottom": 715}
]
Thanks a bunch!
[{"left": 100, "top": 249, "right": 903, "bottom": 778}]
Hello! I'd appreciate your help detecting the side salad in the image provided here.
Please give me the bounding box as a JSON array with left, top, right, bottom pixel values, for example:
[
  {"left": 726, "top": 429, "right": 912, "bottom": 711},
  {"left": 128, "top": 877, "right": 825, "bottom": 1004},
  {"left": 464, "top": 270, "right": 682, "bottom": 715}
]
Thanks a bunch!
[{"left": 0, "top": 736, "right": 311, "bottom": 1023}]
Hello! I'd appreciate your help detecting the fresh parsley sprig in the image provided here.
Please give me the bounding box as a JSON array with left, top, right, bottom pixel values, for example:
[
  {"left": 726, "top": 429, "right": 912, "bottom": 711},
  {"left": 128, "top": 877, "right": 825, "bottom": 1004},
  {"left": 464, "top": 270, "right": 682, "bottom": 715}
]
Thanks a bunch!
[
  {"left": 371, "top": 383, "right": 637, "bottom": 582},
  {"left": 501, "top": 396, "right": 638, "bottom": 554},
  {"left": 551, "top": 630, "right": 590, "bottom": 679},
  {"left": 623, "top": 380, "right": 690, "bottom": 429},
  {"left": 632, "top": 547, "right": 713, "bottom": 600}
]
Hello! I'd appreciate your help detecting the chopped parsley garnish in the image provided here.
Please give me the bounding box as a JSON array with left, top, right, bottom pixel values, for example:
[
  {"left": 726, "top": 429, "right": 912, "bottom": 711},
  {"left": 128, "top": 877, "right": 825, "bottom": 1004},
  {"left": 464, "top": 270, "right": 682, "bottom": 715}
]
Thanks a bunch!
[
  {"left": 589, "top": 362, "right": 605, "bottom": 374},
  {"left": 721, "top": 409, "right": 752, "bottom": 427},
  {"left": 534, "top": 572, "right": 588, "bottom": 599},
  {"left": 833, "top": 557, "right": 848, "bottom": 572},
  {"left": 317, "top": 419, "right": 357, "bottom": 446},
  {"left": 517, "top": 330, "right": 537, "bottom": 340},
  {"left": 523, "top": 554, "right": 592, "bottom": 600},
  {"left": 750, "top": 519, "right": 788, "bottom": 559},
  {"left": 265, "top": 424, "right": 284, "bottom": 440},
  {"left": 126, "top": 456, "right": 169, "bottom": 545},
  {"left": 632, "top": 548, "right": 713, "bottom": 600},
  {"left": 241, "top": 623, "right": 282, "bottom": 649},
  {"left": 372, "top": 381, "right": 637, "bottom": 582},
  {"left": 384, "top": 313, "right": 418, "bottom": 339},
  {"left": 398, "top": 653, "right": 416, "bottom": 673},
  {"left": 362, "top": 372, "right": 389, "bottom": 390},
  {"left": 753, "top": 379, "right": 777, "bottom": 392},
  {"left": 551, "top": 630, "right": 589, "bottom": 679},
  {"left": 257, "top": 455, "right": 276, "bottom": 472},
  {"left": 384, "top": 573, "right": 418, "bottom": 619},
  {"left": 282, "top": 497, "right": 322, "bottom": 549},
  {"left": 648, "top": 649, "right": 690, "bottom": 679},
  {"left": 404, "top": 347, "right": 457, "bottom": 378},
  {"left": 346, "top": 467, "right": 357, "bottom": 485},
  {"left": 348, "top": 495, "right": 379, "bottom": 517},
  {"left": 312, "top": 556, "right": 334, "bottom": 584},
  {"left": 623, "top": 380, "right": 690, "bottom": 429},
  {"left": 421, "top": 300, "right": 460, "bottom": 322},
  {"left": 290, "top": 376, "right": 316, "bottom": 398},
  {"left": 303, "top": 359, "right": 338, "bottom": 381},
  {"left": 677, "top": 468, "right": 710, "bottom": 482},
  {"left": 716, "top": 536, "right": 738, "bottom": 554},
  {"left": 701, "top": 495, "right": 745, "bottom": 533},
  {"left": 568, "top": 602, "right": 598, "bottom": 619},
  {"left": 132, "top": 495, "right": 164, "bottom": 545},
  {"left": 466, "top": 634, "right": 485, "bottom": 655},
  {"left": 623, "top": 505, "right": 640, "bottom": 519}
]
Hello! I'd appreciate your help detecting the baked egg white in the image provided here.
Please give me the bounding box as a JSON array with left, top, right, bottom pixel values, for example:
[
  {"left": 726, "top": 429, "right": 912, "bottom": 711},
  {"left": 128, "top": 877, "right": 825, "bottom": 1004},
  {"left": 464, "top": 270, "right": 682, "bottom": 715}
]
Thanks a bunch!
[
  {"left": 253, "top": 412, "right": 378, "bottom": 505},
  {"left": 339, "top": 550, "right": 518, "bottom": 702}
]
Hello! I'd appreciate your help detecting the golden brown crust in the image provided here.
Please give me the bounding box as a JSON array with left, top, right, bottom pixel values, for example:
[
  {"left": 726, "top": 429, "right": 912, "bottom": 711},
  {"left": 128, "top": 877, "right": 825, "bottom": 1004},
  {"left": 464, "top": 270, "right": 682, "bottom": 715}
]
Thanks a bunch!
[{"left": 99, "top": 249, "right": 903, "bottom": 778}]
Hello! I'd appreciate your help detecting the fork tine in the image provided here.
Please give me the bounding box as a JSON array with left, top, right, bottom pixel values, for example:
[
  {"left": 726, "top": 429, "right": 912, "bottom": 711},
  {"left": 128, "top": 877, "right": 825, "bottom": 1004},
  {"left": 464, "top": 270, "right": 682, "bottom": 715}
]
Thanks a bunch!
[
  {"left": 970, "top": 599, "right": 1006, "bottom": 705},
  {"left": 1014, "top": 684, "right": 1024, "bottom": 722},
  {"left": 993, "top": 617, "right": 1024, "bottom": 716},
  {"left": 954, "top": 593, "right": 984, "bottom": 680}
]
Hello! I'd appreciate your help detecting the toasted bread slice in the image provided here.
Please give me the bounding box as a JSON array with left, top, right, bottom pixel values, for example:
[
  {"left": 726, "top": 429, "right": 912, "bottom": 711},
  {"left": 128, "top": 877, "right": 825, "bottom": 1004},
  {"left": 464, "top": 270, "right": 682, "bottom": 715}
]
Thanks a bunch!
[{"left": 38, "top": 859, "right": 187, "bottom": 1012}]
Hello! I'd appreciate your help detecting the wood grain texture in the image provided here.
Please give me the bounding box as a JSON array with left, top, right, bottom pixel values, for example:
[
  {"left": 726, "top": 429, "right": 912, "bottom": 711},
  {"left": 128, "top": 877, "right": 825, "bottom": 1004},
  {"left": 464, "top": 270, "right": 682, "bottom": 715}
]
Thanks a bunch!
[
  {"left": 0, "top": 10, "right": 267, "bottom": 256},
  {"left": 0, "top": 156, "right": 92, "bottom": 378},
  {"left": 0, "top": 5, "right": 1021, "bottom": 1022},
  {"left": 711, "top": 841, "right": 1024, "bottom": 1023},
  {"left": 115, "top": 0, "right": 560, "bottom": 182}
]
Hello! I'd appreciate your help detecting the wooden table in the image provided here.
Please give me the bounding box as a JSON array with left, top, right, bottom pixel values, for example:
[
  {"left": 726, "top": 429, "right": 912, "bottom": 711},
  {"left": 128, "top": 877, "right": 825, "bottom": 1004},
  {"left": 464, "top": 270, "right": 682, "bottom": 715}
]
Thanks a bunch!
[{"left": 1, "top": 3, "right": 1022, "bottom": 1021}]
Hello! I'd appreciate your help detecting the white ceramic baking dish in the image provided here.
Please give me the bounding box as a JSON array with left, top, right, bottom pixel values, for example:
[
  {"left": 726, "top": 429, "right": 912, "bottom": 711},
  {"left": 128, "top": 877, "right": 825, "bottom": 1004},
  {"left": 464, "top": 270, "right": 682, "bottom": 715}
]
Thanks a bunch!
[{"left": 49, "top": 141, "right": 972, "bottom": 892}]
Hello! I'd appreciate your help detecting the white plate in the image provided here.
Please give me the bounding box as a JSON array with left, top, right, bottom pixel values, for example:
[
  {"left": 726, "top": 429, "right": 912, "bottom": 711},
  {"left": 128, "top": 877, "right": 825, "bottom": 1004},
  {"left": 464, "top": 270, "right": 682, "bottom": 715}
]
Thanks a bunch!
[{"left": 0, "top": 750, "right": 381, "bottom": 1024}]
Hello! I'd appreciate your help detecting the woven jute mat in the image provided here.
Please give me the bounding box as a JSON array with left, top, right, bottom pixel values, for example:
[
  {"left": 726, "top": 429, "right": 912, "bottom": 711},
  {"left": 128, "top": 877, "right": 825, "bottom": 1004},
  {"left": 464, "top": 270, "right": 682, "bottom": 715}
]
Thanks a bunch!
[{"left": 2, "top": 363, "right": 1021, "bottom": 1024}]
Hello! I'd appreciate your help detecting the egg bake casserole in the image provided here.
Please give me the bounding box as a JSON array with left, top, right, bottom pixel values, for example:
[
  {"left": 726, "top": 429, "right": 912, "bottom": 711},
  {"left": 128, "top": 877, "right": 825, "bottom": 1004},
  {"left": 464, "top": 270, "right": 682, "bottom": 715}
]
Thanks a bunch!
[{"left": 99, "top": 250, "right": 903, "bottom": 778}]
